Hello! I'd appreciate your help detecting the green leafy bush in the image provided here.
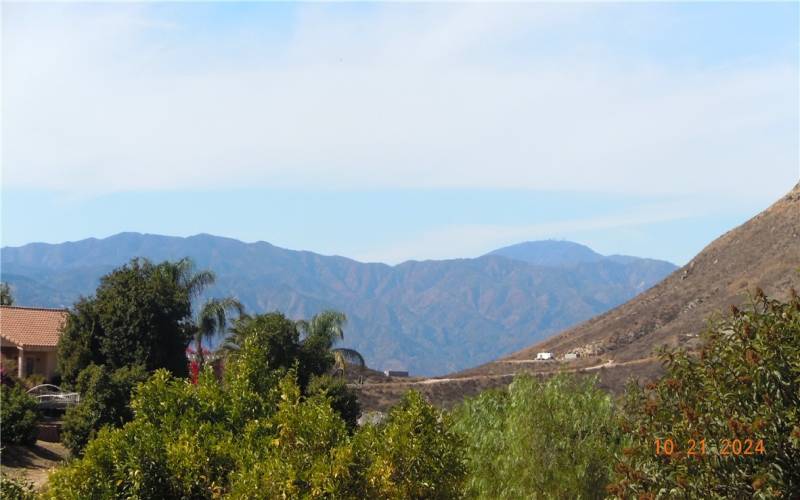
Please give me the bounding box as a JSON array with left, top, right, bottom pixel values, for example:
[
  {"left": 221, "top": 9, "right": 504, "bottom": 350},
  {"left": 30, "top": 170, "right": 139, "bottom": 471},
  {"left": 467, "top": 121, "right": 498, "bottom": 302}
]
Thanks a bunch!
[
  {"left": 308, "top": 374, "right": 361, "bottom": 431},
  {"left": 0, "top": 476, "right": 35, "bottom": 500},
  {"left": 47, "top": 326, "right": 466, "bottom": 499},
  {"left": 453, "top": 374, "right": 619, "bottom": 499},
  {"left": 61, "top": 363, "right": 147, "bottom": 455},
  {"left": 0, "top": 385, "right": 40, "bottom": 445},
  {"left": 612, "top": 290, "right": 800, "bottom": 498},
  {"left": 355, "top": 390, "right": 467, "bottom": 499}
]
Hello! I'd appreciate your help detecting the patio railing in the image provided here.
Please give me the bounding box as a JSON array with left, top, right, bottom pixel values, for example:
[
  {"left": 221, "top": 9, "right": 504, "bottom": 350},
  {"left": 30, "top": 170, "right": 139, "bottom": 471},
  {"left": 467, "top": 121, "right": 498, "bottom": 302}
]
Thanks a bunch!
[{"left": 27, "top": 384, "right": 81, "bottom": 410}]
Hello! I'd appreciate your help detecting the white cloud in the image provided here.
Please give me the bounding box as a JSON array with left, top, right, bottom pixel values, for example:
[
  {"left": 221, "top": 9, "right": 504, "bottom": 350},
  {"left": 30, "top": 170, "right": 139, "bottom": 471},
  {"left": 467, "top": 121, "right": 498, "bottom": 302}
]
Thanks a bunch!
[{"left": 3, "top": 3, "right": 798, "bottom": 199}]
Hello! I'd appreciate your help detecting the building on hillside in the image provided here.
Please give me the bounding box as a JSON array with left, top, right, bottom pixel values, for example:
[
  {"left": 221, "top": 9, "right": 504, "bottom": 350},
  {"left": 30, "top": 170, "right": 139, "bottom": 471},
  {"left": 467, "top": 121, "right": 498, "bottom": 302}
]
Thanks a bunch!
[
  {"left": 563, "top": 352, "right": 580, "bottom": 360},
  {"left": 535, "top": 352, "right": 553, "bottom": 361},
  {"left": 0, "top": 306, "right": 68, "bottom": 381}
]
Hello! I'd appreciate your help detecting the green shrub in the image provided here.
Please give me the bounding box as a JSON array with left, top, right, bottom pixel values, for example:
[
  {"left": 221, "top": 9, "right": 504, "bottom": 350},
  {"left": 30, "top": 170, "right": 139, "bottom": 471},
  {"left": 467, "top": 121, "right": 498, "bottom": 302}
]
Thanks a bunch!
[
  {"left": 61, "top": 363, "right": 147, "bottom": 455},
  {"left": 228, "top": 375, "right": 355, "bottom": 498},
  {"left": 308, "top": 374, "right": 361, "bottom": 431},
  {"left": 612, "top": 290, "right": 800, "bottom": 498},
  {"left": 48, "top": 361, "right": 466, "bottom": 498},
  {"left": 0, "top": 385, "right": 40, "bottom": 445},
  {"left": 0, "top": 475, "right": 35, "bottom": 500},
  {"left": 453, "top": 374, "right": 619, "bottom": 499},
  {"left": 356, "top": 390, "right": 467, "bottom": 499}
]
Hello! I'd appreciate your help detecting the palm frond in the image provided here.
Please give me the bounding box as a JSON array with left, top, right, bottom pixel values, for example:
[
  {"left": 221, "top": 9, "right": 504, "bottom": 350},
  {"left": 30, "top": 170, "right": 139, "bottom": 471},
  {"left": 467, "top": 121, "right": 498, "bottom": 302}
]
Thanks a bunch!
[
  {"left": 196, "top": 297, "right": 245, "bottom": 356},
  {"left": 304, "top": 310, "right": 347, "bottom": 346},
  {"left": 332, "top": 348, "right": 366, "bottom": 368},
  {"left": 185, "top": 270, "right": 216, "bottom": 298}
]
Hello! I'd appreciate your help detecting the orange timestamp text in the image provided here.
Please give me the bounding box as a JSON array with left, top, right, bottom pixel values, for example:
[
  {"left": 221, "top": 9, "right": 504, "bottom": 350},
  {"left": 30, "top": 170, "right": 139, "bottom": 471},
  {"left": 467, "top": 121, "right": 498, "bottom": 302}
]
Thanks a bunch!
[{"left": 654, "top": 438, "right": 765, "bottom": 457}]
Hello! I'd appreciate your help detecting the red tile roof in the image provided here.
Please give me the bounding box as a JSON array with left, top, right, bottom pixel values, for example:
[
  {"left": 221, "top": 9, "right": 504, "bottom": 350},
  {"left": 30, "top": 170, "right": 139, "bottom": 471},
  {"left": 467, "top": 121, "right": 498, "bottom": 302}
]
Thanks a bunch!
[{"left": 0, "top": 306, "right": 68, "bottom": 349}]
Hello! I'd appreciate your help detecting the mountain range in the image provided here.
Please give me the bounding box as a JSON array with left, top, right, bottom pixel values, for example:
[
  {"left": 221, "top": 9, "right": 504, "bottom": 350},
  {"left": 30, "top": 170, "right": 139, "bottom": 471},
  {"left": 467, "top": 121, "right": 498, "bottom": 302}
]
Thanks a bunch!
[
  {"left": 353, "top": 182, "right": 800, "bottom": 411},
  {"left": 1, "top": 235, "right": 675, "bottom": 376},
  {"left": 454, "top": 182, "right": 800, "bottom": 380}
]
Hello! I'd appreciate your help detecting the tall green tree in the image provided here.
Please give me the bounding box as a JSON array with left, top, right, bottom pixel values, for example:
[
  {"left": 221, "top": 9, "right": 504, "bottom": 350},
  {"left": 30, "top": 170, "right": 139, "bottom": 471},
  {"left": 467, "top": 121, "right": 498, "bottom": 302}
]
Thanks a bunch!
[
  {"left": 297, "top": 310, "right": 365, "bottom": 375},
  {"left": 223, "top": 310, "right": 366, "bottom": 375},
  {"left": 57, "top": 258, "right": 196, "bottom": 385},
  {"left": 218, "top": 311, "right": 362, "bottom": 427},
  {"left": 0, "top": 282, "right": 14, "bottom": 305},
  {"left": 222, "top": 312, "right": 330, "bottom": 390}
]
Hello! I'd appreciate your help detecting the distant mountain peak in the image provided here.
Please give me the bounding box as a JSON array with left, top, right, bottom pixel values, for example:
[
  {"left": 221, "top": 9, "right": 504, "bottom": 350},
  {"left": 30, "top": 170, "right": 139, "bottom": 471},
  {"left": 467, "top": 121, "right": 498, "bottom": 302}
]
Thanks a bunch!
[
  {"left": 486, "top": 240, "right": 676, "bottom": 269},
  {"left": 487, "top": 240, "right": 603, "bottom": 267}
]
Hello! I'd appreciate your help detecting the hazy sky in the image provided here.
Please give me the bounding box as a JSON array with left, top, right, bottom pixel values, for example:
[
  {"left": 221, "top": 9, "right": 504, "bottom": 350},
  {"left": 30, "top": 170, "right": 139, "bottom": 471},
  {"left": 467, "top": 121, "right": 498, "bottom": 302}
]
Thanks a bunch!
[{"left": 2, "top": 2, "right": 798, "bottom": 264}]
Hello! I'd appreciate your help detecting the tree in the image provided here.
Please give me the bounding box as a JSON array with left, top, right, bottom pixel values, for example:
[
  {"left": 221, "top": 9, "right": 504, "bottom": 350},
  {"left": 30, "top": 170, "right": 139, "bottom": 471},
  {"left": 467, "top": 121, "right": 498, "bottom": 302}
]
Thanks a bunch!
[
  {"left": 194, "top": 297, "right": 244, "bottom": 367},
  {"left": 222, "top": 312, "right": 303, "bottom": 368},
  {"left": 57, "top": 258, "right": 198, "bottom": 385},
  {"left": 297, "top": 311, "right": 366, "bottom": 376},
  {"left": 225, "top": 310, "right": 367, "bottom": 385},
  {"left": 0, "top": 282, "right": 14, "bottom": 305},
  {"left": 611, "top": 289, "right": 800, "bottom": 498},
  {"left": 452, "top": 373, "right": 619, "bottom": 499},
  {"left": 160, "top": 258, "right": 244, "bottom": 367}
]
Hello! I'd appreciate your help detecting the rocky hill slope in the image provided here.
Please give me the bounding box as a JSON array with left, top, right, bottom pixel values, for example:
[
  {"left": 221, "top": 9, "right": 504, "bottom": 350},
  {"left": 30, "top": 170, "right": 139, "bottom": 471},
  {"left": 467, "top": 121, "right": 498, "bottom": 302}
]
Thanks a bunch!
[{"left": 498, "top": 181, "right": 800, "bottom": 369}]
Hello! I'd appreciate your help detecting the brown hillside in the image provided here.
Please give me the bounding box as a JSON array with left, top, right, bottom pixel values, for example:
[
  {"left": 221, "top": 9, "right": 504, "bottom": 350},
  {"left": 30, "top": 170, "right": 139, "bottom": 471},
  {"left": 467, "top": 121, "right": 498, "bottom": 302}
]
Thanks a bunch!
[
  {"left": 356, "top": 183, "right": 800, "bottom": 410},
  {"left": 458, "top": 182, "right": 800, "bottom": 378}
]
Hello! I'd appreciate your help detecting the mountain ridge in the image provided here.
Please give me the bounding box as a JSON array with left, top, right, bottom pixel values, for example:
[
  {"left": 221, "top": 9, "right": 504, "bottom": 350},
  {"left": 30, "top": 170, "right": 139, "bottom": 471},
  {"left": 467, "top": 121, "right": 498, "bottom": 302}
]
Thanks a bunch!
[
  {"left": 457, "top": 182, "right": 800, "bottom": 378},
  {"left": 2, "top": 235, "right": 676, "bottom": 376}
]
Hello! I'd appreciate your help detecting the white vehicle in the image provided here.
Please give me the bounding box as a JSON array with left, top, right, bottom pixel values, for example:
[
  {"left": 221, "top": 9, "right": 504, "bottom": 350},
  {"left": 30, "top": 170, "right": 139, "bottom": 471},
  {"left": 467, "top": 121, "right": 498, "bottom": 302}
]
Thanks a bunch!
[{"left": 536, "top": 352, "right": 553, "bottom": 361}]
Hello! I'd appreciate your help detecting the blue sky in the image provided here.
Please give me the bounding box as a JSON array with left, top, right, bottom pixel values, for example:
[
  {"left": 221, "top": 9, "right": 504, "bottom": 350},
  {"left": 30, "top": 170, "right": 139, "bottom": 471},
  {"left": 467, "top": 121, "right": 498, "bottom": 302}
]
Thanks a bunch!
[{"left": 2, "top": 2, "right": 798, "bottom": 265}]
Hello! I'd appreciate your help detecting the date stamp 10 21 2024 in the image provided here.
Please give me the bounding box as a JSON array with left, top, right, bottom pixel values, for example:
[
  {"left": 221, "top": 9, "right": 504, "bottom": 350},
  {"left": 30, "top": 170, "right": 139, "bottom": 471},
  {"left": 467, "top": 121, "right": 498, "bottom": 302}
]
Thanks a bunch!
[{"left": 654, "top": 438, "right": 765, "bottom": 458}]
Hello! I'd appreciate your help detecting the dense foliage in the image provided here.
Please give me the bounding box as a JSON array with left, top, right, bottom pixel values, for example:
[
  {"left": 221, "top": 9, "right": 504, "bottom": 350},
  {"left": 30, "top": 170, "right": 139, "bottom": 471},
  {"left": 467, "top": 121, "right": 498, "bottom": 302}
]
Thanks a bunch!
[
  {"left": 61, "top": 364, "right": 148, "bottom": 455},
  {"left": 57, "top": 258, "right": 196, "bottom": 385},
  {"left": 46, "top": 323, "right": 465, "bottom": 499},
  {"left": 308, "top": 374, "right": 362, "bottom": 430},
  {"left": 0, "top": 385, "right": 40, "bottom": 445},
  {"left": 453, "top": 374, "right": 619, "bottom": 499},
  {"left": 611, "top": 290, "right": 800, "bottom": 498},
  {"left": 0, "top": 476, "right": 35, "bottom": 500},
  {"left": 223, "top": 311, "right": 362, "bottom": 391}
]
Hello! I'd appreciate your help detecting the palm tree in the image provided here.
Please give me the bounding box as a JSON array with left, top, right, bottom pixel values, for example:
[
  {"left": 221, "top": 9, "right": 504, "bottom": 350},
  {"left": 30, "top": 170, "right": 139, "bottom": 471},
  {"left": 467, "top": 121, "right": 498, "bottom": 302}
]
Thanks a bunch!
[
  {"left": 160, "top": 258, "right": 244, "bottom": 368},
  {"left": 195, "top": 297, "right": 244, "bottom": 367},
  {"left": 161, "top": 258, "right": 216, "bottom": 299},
  {"left": 297, "top": 310, "right": 365, "bottom": 376},
  {"left": 218, "top": 315, "right": 251, "bottom": 357}
]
